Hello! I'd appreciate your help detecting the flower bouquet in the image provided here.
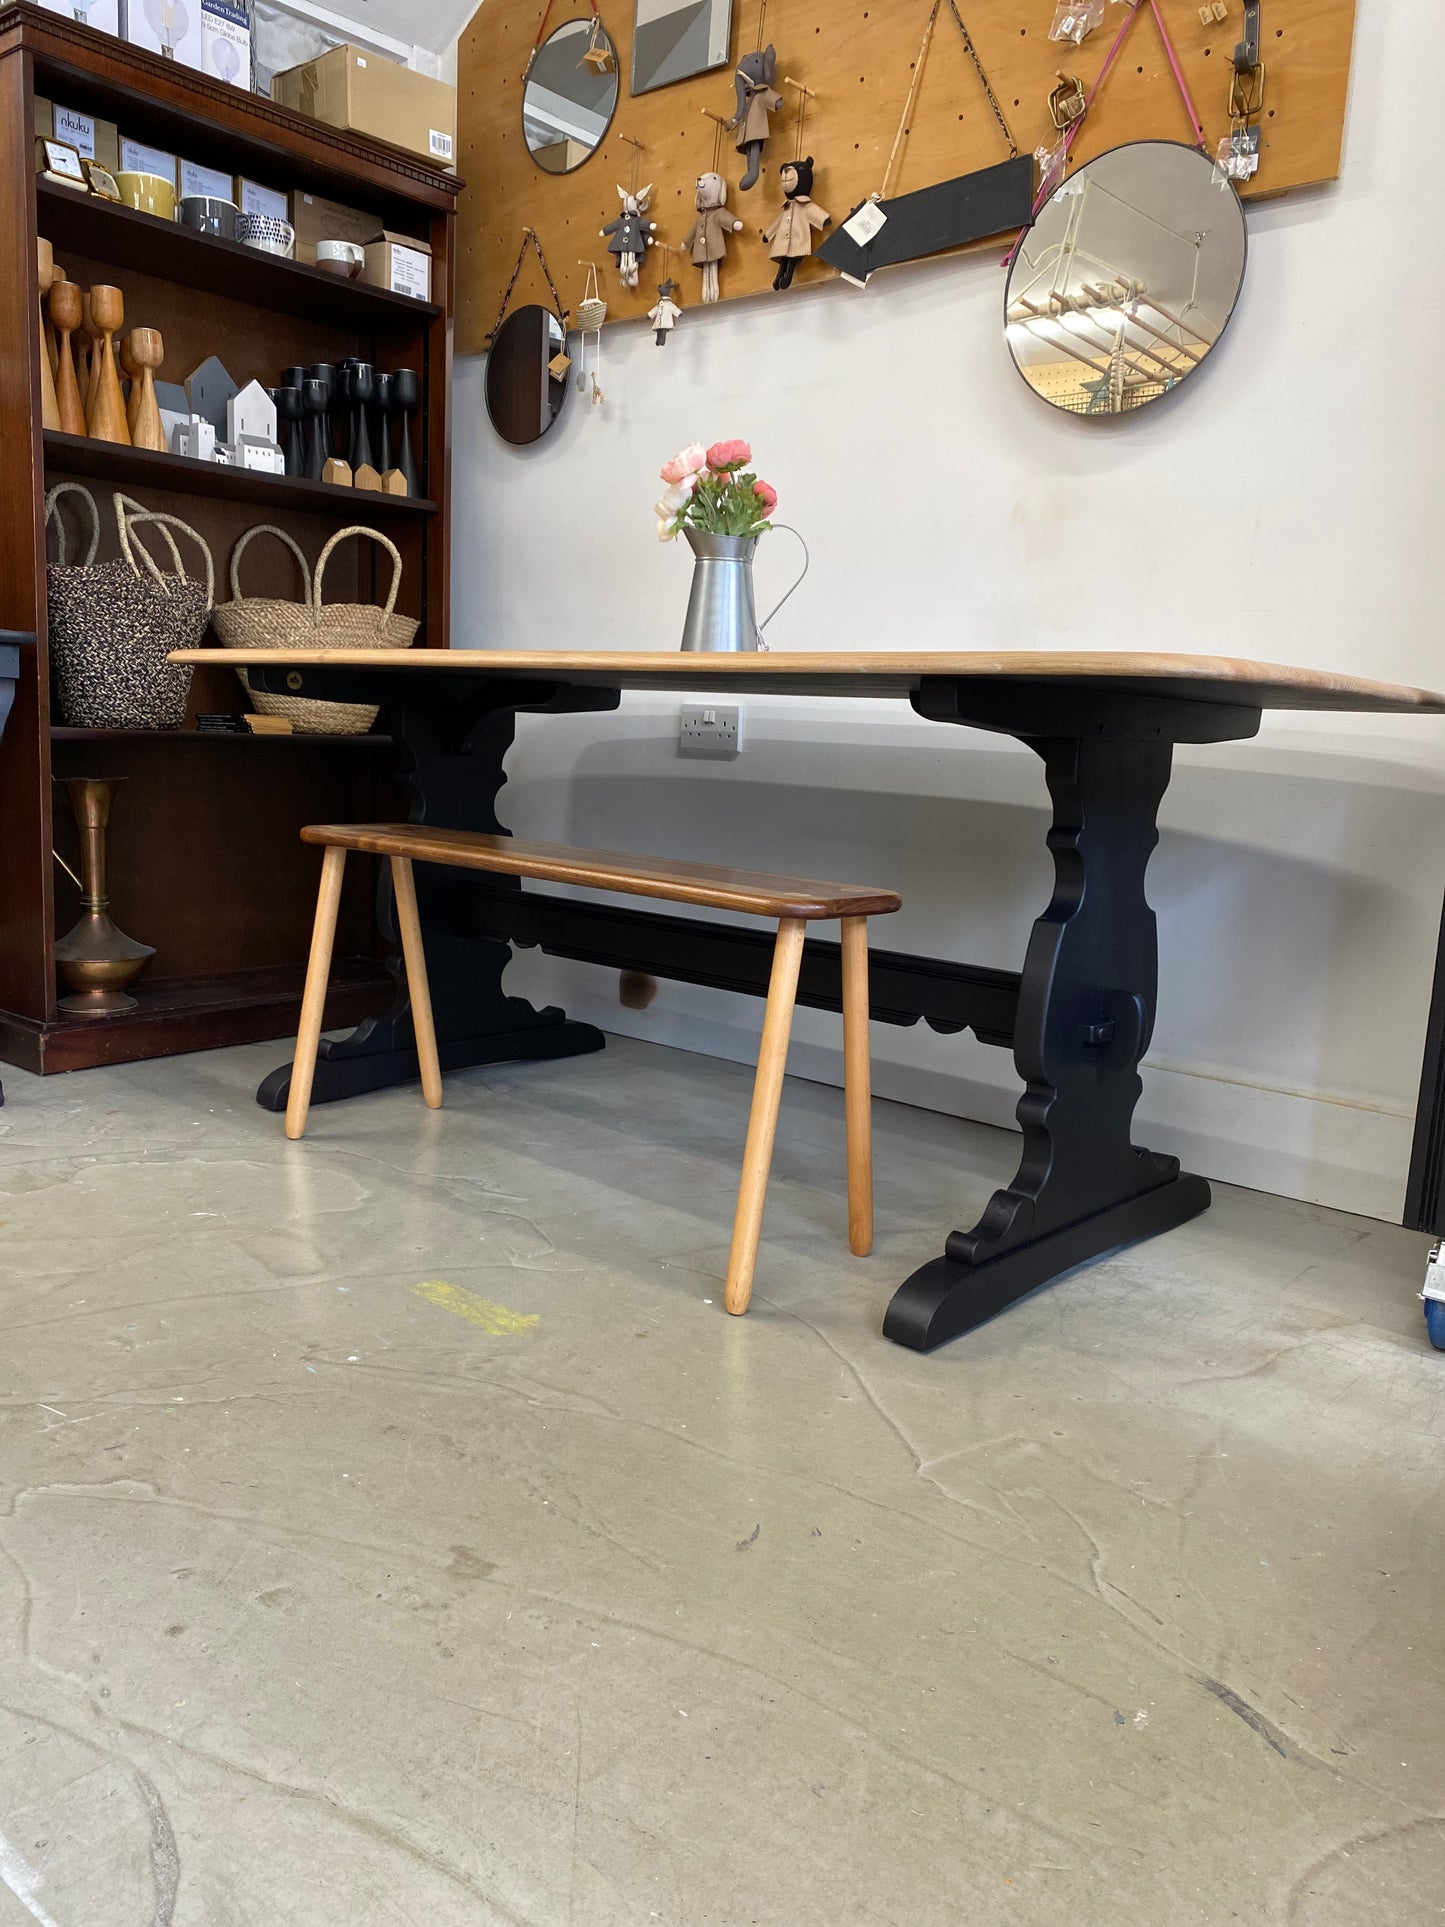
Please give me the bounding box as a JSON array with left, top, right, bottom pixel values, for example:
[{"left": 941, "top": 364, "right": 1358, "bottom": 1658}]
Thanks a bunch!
[{"left": 654, "top": 438, "right": 778, "bottom": 543}]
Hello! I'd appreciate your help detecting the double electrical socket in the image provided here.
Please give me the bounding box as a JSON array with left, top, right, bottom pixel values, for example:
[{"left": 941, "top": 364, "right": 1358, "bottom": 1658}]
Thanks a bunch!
[{"left": 678, "top": 704, "right": 742, "bottom": 759}]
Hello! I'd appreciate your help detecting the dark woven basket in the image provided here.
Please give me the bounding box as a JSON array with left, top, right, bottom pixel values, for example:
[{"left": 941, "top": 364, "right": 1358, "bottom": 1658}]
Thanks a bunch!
[{"left": 45, "top": 486, "right": 214, "bottom": 730}]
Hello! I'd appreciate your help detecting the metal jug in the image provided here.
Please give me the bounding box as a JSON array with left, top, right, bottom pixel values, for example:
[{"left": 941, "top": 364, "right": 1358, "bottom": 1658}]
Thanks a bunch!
[{"left": 679, "top": 525, "right": 810, "bottom": 653}]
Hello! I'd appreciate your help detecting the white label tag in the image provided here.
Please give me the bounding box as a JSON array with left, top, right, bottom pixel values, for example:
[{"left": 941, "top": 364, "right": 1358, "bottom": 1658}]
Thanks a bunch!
[
  {"left": 239, "top": 179, "right": 288, "bottom": 220},
  {"left": 388, "top": 244, "right": 431, "bottom": 300},
  {"left": 180, "top": 160, "right": 232, "bottom": 200},
  {"left": 842, "top": 200, "right": 888, "bottom": 247},
  {"left": 119, "top": 139, "right": 176, "bottom": 182},
  {"left": 53, "top": 107, "right": 95, "bottom": 159},
  {"left": 356, "top": 55, "right": 367, "bottom": 67},
  {"left": 429, "top": 128, "right": 453, "bottom": 160}
]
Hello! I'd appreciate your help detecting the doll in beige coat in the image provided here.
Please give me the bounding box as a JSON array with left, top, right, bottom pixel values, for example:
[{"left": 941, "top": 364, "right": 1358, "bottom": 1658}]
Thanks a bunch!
[
  {"left": 681, "top": 171, "right": 744, "bottom": 304},
  {"left": 762, "top": 157, "right": 831, "bottom": 291}
]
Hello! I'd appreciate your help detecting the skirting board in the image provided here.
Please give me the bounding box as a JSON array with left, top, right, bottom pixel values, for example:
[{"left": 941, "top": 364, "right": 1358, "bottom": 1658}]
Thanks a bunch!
[{"left": 509, "top": 950, "right": 1412, "bottom": 1226}]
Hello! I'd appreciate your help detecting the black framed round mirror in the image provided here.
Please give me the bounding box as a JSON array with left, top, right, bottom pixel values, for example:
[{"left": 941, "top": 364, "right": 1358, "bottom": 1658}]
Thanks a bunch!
[
  {"left": 486, "top": 305, "right": 570, "bottom": 446},
  {"left": 1005, "top": 141, "right": 1247, "bottom": 417},
  {"left": 523, "top": 18, "right": 619, "bottom": 174}
]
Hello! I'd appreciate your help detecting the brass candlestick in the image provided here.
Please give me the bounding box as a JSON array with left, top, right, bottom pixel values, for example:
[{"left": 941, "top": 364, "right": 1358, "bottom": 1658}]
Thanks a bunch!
[{"left": 54, "top": 777, "right": 154, "bottom": 1014}]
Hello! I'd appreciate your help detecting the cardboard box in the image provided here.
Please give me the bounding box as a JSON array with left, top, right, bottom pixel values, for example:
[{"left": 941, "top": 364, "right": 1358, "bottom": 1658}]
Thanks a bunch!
[
  {"left": 272, "top": 47, "right": 455, "bottom": 167},
  {"left": 362, "top": 230, "right": 432, "bottom": 302},
  {"left": 34, "top": 0, "right": 121, "bottom": 38},
  {"left": 34, "top": 98, "right": 120, "bottom": 171},
  {"left": 289, "top": 189, "right": 382, "bottom": 267},
  {"left": 200, "top": 0, "right": 250, "bottom": 89},
  {"left": 123, "top": 0, "right": 204, "bottom": 71},
  {"left": 118, "top": 138, "right": 178, "bottom": 189}
]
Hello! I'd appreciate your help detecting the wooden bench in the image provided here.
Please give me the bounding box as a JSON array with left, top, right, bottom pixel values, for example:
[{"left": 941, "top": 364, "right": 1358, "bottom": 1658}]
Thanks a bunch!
[{"left": 288, "top": 825, "right": 902, "bottom": 1315}]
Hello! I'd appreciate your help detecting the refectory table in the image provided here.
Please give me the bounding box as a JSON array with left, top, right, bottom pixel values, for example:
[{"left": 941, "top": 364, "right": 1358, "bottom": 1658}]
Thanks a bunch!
[{"left": 177, "top": 647, "right": 1445, "bottom": 1352}]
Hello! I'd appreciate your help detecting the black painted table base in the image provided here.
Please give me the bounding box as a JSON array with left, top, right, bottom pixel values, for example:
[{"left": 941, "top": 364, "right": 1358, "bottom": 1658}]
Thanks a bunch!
[{"left": 249, "top": 663, "right": 1265, "bottom": 1353}]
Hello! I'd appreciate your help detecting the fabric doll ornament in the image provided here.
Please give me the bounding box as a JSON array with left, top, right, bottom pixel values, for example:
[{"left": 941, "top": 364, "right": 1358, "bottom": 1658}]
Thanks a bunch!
[
  {"left": 681, "top": 172, "right": 743, "bottom": 304},
  {"left": 602, "top": 185, "right": 657, "bottom": 290},
  {"left": 763, "top": 155, "right": 831, "bottom": 291},
  {"left": 727, "top": 44, "right": 781, "bottom": 191},
  {"left": 649, "top": 278, "right": 683, "bottom": 345}
]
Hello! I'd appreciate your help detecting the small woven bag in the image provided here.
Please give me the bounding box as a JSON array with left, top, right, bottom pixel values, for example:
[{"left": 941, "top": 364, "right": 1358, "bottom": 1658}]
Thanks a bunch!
[
  {"left": 46, "top": 486, "right": 213, "bottom": 730},
  {"left": 237, "top": 525, "right": 419, "bottom": 736}
]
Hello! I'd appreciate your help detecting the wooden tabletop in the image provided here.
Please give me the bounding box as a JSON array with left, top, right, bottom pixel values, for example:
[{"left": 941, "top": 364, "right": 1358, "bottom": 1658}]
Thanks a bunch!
[{"left": 173, "top": 648, "right": 1445, "bottom": 713}]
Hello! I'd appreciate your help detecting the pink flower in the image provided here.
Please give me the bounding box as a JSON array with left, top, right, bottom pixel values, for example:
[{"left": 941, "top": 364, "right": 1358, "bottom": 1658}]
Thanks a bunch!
[
  {"left": 752, "top": 480, "right": 778, "bottom": 516},
  {"left": 707, "top": 439, "right": 752, "bottom": 472},
  {"left": 660, "top": 442, "right": 708, "bottom": 484}
]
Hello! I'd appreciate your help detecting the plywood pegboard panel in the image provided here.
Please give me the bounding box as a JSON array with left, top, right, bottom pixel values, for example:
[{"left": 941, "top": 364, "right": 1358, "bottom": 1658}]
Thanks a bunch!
[{"left": 457, "top": 0, "right": 1356, "bottom": 351}]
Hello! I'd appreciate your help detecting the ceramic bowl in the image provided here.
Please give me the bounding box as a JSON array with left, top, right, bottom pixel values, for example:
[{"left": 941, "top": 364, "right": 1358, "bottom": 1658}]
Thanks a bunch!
[
  {"left": 115, "top": 171, "right": 176, "bottom": 220},
  {"left": 236, "top": 213, "right": 295, "bottom": 258},
  {"left": 315, "top": 239, "right": 364, "bottom": 278},
  {"left": 177, "top": 195, "right": 238, "bottom": 240}
]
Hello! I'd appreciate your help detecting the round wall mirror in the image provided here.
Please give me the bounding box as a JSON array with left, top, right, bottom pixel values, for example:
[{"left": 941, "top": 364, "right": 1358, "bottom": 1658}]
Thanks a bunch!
[
  {"left": 1005, "top": 141, "right": 1247, "bottom": 417},
  {"left": 486, "top": 305, "right": 570, "bottom": 446},
  {"left": 523, "top": 18, "right": 619, "bottom": 174}
]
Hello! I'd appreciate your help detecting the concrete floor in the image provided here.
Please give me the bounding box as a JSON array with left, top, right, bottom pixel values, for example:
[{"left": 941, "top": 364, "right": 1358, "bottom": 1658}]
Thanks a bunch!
[{"left": 0, "top": 1034, "right": 1442, "bottom": 1927}]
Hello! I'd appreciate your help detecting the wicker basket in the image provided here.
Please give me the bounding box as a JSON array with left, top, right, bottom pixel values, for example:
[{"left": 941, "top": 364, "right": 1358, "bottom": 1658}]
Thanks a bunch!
[
  {"left": 577, "top": 262, "right": 608, "bottom": 332},
  {"left": 45, "top": 487, "right": 213, "bottom": 730},
  {"left": 231, "top": 525, "right": 419, "bottom": 735}
]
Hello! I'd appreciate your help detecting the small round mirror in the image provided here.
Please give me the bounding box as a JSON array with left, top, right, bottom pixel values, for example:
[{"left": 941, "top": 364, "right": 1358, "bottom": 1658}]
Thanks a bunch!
[
  {"left": 486, "top": 305, "right": 570, "bottom": 446},
  {"left": 1005, "top": 141, "right": 1246, "bottom": 417},
  {"left": 523, "top": 18, "right": 619, "bottom": 174}
]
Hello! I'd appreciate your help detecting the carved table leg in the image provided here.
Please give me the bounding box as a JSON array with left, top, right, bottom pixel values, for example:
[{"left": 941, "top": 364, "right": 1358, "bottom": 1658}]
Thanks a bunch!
[
  {"left": 256, "top": 675, "right": 619, "bottom": 1113},
  {"left": 884, "top": 686, "right": 1261, "bottom": 1352}
]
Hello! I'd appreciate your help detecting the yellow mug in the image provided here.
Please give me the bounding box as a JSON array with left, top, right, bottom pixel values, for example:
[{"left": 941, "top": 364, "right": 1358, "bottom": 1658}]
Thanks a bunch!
[{"left": 115, "top": 171, "right": 176, "bottom": 220}]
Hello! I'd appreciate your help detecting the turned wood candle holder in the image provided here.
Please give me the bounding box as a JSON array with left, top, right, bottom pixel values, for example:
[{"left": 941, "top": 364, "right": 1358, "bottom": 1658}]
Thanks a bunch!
[
  {"left": 127, "top": 328, "right": 166, "bottom": 451},
  {"left": 85, "top": 285, "right": 131, "bottom": 445},
  {"left": 36, "top": 239, "right": 60, "bottom": 432},
  {"left": 48, "top": 278, "right": 87, "bottom": 436}
]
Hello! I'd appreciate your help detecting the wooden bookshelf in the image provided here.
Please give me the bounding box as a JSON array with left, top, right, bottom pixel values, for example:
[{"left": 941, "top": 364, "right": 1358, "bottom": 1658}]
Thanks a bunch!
[{"left": 0, "top": 2, "right": 457, "bottom": 1074}]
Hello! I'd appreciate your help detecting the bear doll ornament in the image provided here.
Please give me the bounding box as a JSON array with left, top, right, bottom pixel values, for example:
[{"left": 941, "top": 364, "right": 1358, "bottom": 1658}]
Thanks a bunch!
[
  {"left": 727, "top": 44, "right": 781, "bottom": 191},
  {"left": 601, "top": 185, "right": 657, "bottom": 291},
  {"left": 681, "top": 172, "right": 743, "bottom": 304},
  {"left": 763, "top": 155, "right": 831, "bottom": 291},
  {"left": 648, "top": 278, "right": 683, "bottom": 345}
]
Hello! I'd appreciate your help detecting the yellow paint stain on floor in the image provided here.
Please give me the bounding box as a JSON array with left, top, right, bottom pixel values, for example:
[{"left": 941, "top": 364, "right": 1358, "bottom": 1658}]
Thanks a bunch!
[{"left": 413, "top": 1280, "right": 540, "bottom": 1335}]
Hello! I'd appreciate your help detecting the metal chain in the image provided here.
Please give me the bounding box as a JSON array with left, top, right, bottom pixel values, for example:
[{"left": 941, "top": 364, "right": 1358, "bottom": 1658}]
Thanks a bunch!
[
  {"left": 944, "top": 1, "right": 1019, "bottom": 157},
  {"left": 487, "top": 228, "right": 569, "bottom": 341}
]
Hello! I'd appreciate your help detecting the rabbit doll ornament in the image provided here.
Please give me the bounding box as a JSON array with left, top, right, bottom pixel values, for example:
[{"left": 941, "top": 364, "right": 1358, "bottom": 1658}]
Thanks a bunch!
[
  {"left": 601, "top": 185, "right": 657, "bottom": 290},
  {"left": 682, "top": 172, "right": 743, "bottom": 304}
]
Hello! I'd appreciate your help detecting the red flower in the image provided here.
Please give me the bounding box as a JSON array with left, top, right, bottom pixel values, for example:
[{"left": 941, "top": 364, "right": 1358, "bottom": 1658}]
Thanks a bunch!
[
  {"left": 753, "top": 480, "right": 778, "bottom": 516},
  {"left": 707, "top": 439, "right": 752, "bottom": 472}
]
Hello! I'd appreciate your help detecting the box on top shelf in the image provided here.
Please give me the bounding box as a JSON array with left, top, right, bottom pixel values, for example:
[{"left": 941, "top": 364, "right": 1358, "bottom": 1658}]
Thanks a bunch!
[
  {"left": 362, "top": 229, "right": 431, "bottom": 301},
  {"left": 271, "top": 46, "right": 456, "bottom": 167},
  {"left": 34, "top": 0, "right": 122, "bottom": 36}
]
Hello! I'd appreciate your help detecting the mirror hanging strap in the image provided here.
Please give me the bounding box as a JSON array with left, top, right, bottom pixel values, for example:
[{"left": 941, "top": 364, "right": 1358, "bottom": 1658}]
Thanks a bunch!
[
  {"left": 522, "top": 0, "right": 600, "bottom": 79},
  {"left": 1005, "top": 0, "right": 1209, "bottom": 266},
  {"left": 487, "top": 228, "right": 569, "bottom": 344}
]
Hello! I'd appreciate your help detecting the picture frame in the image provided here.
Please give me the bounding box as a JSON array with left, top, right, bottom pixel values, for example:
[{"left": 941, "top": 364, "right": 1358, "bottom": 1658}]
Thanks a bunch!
[{"left": 631, "top": 0, "right": 733, "bottom": 97}]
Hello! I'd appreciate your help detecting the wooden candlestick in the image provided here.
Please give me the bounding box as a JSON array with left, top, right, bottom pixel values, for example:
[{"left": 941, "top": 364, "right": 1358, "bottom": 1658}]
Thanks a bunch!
[
  {"left": 36, "top": 240, "right": 60, "bottom": 432},
  {"left": 86, "top": 285, "right": 131, "bottom": 445},
  {"left": 43, "top": 255, "right": 63, "bottom": 376},
  {"left": 127, "top": 328, "right": 166, "bottom": 452},
  {"left": 78, "top": 292, "right": 97, "bottom": 412},
  {"left": 47, "top": 279, "right": 87, "bottom": 437},
  {"left": 120, "top": 334, "right": 142, "bottom": 434}
]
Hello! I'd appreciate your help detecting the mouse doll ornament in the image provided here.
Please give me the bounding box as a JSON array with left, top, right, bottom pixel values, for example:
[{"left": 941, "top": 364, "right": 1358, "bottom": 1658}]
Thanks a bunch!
[
  {"left": 648, "top": 278, "right": 683, "bottom": 345},
  {"left": 681, "top": 172, "right": 744, "bottom": 304},
  {"left": 763, "top": 156, "right": 831, "bottom": 291},
  {"left": 727, "top": 44, "right": 781, "bottom": 191},
  {"left": 602, "top": 185, "right": 657, "bottom": 290}
]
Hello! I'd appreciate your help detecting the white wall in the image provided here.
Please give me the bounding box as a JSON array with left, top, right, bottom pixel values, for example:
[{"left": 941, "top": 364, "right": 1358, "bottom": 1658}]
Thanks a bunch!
[{"left": 449, "top": 0, "right": 1445, "bottom": 1222}]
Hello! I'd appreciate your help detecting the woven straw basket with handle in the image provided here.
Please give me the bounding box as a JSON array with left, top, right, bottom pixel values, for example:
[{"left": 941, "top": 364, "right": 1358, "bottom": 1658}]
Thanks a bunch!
[{"left": 215, "top": 524, "right": 418, "bottom": 734}]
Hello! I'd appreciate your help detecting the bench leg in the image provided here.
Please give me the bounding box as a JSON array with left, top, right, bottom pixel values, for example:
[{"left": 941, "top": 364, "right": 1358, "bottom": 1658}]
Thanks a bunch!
[
  {"left": 286, "top": 845, "right": 347, "bottom": 1141},
  {"left": 390, "top": 856, "right": 443, "bottom": 1111},
  {"left": 841, "top": 915, "right": 874, "bottom": 1257},
  {"left": 725, "top": 916, "right": 807, "bottom": 1317}
]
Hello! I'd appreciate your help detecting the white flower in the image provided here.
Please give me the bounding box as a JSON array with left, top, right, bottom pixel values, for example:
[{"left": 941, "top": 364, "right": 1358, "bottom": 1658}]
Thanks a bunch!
[
  {"left": 657, "top": 475, "right": 697, "bottom": 516},
  {"left": 657, "top": 517, "right": 679, "bottom": 542}
]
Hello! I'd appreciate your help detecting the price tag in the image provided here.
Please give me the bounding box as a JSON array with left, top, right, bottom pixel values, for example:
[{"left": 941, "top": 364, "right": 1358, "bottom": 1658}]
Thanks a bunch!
[{"left": 842, "top": 200, "right": 888, "bottom": 247}]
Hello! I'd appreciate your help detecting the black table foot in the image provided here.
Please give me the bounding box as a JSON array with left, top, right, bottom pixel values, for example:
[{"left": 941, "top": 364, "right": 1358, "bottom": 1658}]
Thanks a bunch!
[
  {"left": 256, "top": 1010, "right": 604, "bottom": 1112},
  {"left": 884, "top": 1169, "right": 1211, "bottom": 1352}
]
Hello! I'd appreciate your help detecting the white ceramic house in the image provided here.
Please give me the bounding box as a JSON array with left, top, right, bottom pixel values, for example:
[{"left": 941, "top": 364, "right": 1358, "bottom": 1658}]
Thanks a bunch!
[{"left": 226, "top": 379, "right": 278, "bottom": 448}]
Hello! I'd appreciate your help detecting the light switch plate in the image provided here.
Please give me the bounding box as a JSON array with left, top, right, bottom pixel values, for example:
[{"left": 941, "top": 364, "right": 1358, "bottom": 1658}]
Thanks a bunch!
[{"left": 678, "top": 703, "right": 741, "bottom": 759}]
